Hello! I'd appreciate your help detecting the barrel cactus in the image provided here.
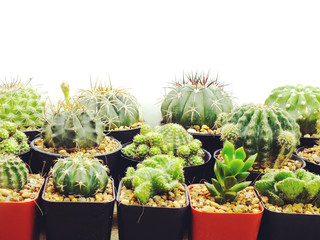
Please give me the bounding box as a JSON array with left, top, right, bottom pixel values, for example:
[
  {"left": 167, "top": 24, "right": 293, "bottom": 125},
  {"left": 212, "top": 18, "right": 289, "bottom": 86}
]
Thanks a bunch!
[
  {"left": 0, "top": 78, "right": 44, "bottom": 130},
  {"left": 76, "top": 81, "right": 142, "bottom": 130},
  {"left": 0, "top": 154, "right": 28, "bottom": 191},
  {"left": 160, "top": 72, "right": 233, "bottom": 129},
  {"left": 52, "top": 155, "right": 109, "bottom": 197},
  {"left": 221, "top": 104, "right": 301, "bottom": 169},
  {"left": 265, "top": 85, "right": 320, "bottom": 136}
]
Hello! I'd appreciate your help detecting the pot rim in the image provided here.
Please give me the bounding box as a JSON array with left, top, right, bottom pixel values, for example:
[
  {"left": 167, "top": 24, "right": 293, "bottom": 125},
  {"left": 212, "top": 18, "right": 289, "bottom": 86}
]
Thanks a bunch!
[
  {"left": 189, "top": 131, "right": 221, "bottom": 137},
  {"left": 296, "top": 145, "right": 320, "bottom": 166},
  {"left": 104, "top": 126, "right": 141, "bottom": 134}
]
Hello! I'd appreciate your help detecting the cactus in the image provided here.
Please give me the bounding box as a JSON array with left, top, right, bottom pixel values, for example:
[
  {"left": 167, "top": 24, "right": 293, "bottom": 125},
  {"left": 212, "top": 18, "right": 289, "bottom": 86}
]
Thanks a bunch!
[
  {"left": 0, "top": 154, "right": 28, "bottom": 191},
  {"left": 52, "top": 155, "right": 109, "bottom": 197},
  {"left": 76, "top": 81, "right": 141, "bottom": 130},
  {"left": 255, "top": 169, "right": 320, "bottom": 206},
  {"left": 265, "top": 84, "right": 320, "bottom": 136},
  {"left": 140, "top": 124, "right": 152, "bottom": 136},
  {"left": 0, "top": 78, "right": 44, "bottom": 130},
  {"left": 161, "top": 72, "right": 233, "bottom": 129},
  {"left": 221, "top": 104, "right": 301, "bottom": 169},
  {"left": 122, "top": 154, "right": 184, "bottom": 203}
]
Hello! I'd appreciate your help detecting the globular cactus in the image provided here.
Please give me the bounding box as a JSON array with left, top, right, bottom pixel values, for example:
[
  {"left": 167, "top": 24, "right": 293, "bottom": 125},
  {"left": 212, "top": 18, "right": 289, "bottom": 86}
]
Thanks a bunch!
[
  {"left": 205, "top": 140, "right": 257, "bottom": 204},
  {"left": 52, "top": 155, "right": 109, "bottom": 197},
  {"left": 76, "top": 81, "right": 142, "bottom": 130},
  {"left": 161, "top": 72, "right": 233, "bottom": 129},
  {"left": 265, "top": 85, "right": 320, "bottom": 136},
  {"left": 255, "top": 169, "right": 320, "bottom": 206},
  {"left": 0, "top": 154, "right": 28, "bottom": 191},
  {"left": 221, "top": 104, "right": 301, "bottom": 169},
  {"left": 0, "top": 78, "right": 44, "bottom": 130},
  {"left": 122, "top": 154, "right": 184, "bottom": 203}
]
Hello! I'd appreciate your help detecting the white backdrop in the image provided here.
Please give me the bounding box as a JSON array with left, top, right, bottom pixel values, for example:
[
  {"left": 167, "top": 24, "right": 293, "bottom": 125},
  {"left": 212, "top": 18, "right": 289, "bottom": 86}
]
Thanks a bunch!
[{"left": 1, "top": 1, "right": 320, "bottom": 127}]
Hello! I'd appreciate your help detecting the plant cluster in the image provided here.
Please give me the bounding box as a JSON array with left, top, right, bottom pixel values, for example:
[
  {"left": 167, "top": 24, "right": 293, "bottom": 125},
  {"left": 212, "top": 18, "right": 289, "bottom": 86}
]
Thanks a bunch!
[{"left": 122, "top": 154, "right": 185, "bottom": 203}]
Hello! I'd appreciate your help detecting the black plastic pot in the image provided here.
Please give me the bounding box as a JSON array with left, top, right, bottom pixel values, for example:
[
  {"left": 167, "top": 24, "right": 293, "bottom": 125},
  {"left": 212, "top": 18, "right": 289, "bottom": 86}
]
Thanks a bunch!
[
  {"left": 117, "top": 180, "right": 189, "bottom": 240},
  {"left": 23, "top": 129, "right": 42, "bottom": 143},
  {"left": 30, "top": 137, "right": 122, "bottom": 177},
  {"left": 299, "top": 136, "right": 319, "bottom": 148},
  {"left": 118, "top": 143, "right": 213, "bottom": 186},
  {"left": 42, "top": 177, "right": 115, "bottom": 240},
  {"left": 104, "top": 127, "right": 141, "bottom": 145},
  {"left": 19, "top": 150, "right": 32, "bottom": 170},
  {"left": 189, "top": 132, "right": 223, "bottom": 156}
]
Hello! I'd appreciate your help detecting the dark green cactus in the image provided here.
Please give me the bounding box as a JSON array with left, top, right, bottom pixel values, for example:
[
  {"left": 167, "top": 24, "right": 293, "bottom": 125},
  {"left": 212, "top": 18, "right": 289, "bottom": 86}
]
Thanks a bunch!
[
  {"left": 0, "top": 154, "right": 28, "bottom": 191},
  {"left": 265, "top": 85, "right": 320, "bottom": 136},
  {"left": 161, "top": 72, "right": 233, "bottom": 129},
  {"left": 221, "top": 104, "right": 301, "bottom": 169},
  {"left": 204, "top": 140, "right": 257, "bottom": 204},
  {"left": 122, "top": 154, "right": 184, "bottom": 203},
  {"left": 52, "top": 155, "right": 109, "bottom": 197}
]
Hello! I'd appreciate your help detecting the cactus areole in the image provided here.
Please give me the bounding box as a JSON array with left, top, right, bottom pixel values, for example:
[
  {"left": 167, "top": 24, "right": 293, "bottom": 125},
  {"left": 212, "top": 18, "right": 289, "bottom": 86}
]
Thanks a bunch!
[
  {"left": 161, "top": 72, "right": 233, "bottom": 129},
  {"left": 221, "top": 104, "right": 301, "bottom": 169},
  {"left": 265, "top": 84, "right": 320, "bottom": 136}
]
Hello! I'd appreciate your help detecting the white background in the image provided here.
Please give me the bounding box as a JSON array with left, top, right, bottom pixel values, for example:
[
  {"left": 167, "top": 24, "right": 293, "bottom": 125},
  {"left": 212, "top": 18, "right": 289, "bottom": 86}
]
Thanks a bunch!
[{"left": 1, "top": 0, "right": 320, "bottom": 127}]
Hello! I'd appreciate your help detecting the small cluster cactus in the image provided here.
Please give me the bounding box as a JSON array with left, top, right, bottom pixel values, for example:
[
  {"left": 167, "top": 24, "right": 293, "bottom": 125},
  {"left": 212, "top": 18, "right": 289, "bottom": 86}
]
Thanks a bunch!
[
  {"left": 255, "top": 169, "right": 320, "bottom": 206},
  {"left": 265, "top": 84, "right": 320, "bottom": 137},
  {"left": 0, "top": 121, "right": 30, "bottom": 154},
  {"left": 76, "top": 81, "right": 142, "bottom": 130},
  {"left": 122, "top": 154, "right": 185, "bottom": 203},
  {"left": 52, "top": 155, "right": 109, "bottom": 197},
  {"left": 204, "top": 140, "right": 257, "bottom": 204},
  {"left": 221, "top": 104, "right": 301, "bottom": 169},
  {"left": 0, "top": 79, "right": 44, "bottom": 130},
  {"left": 160, "top": 72, "right": 233, "bottom": 129},
  {"left": 0, "top": 154, "right": 28, "bottom": 191}
]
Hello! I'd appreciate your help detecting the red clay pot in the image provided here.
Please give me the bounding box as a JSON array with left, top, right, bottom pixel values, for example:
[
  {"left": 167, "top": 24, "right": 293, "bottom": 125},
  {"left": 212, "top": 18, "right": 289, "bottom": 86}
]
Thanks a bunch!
[{"left": 188, "top": 184, "right": 264, "bottom": 240}]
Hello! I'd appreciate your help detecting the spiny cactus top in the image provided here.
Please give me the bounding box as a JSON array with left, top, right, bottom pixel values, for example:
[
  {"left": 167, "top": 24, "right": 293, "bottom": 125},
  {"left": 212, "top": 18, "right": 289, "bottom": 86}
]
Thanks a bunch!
[
  {"left": 0, "top": 79, "right": 44, "bottom": 130},
  {"left": 221, "top": 104, "right": 301, "bottom": 169},
  {"left": 0, "top": 154, "right": 28, "bottom": 191},
  {"left": 161, "top": 72, "right": 233, "bottom": 129},
  {"left": 52, "top": 155, "right": 109, "bottom": 197},
  {"left": 205, "top": 140, "right": 257, "bottom": 204},
  {"left": 265, "top": 84, "right": 320, "bottom": 136},
  {"left": 122, "top": 154, "right": 185, "bottom": 204},
  {"left": 76, "top": 81, "right": 142, "bottom": 130},
  {"left": 255, "top": 169, "right": 320, "bottom": 206}
]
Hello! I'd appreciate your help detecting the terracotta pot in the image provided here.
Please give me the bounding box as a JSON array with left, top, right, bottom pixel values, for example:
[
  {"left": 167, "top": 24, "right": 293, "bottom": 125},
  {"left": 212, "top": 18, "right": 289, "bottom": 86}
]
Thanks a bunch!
[
  {"left": 104, "top": 127, "right": 141, "bottom": 145},
  {"left": 188, "top": 184, "right": 264, "bottom": 240}
]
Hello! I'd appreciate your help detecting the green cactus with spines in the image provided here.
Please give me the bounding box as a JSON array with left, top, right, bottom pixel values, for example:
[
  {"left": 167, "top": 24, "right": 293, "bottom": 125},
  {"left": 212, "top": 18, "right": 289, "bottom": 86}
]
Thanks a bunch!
[
  {"left": 0, "top": 79, "right": 44, "bottom": 130},
  {"left": 177, "top": 145, "right": 191, "bottom": 158},
  {"left": 188, "top": 155, "right": 204, "bottom": 166},
  {"left": 140, "top": 124, "right": 152, "bottom": 136},
  {"left": 161, "top": 72, "right": 234, "bottom": 129},
  {"left": 145, "top": 132, "right": 163, "bottom": 147},
  {"left": 204, "top": 140, "right": 257, "bottom": 204},
  {"left": 1, "top": 138, "right": 20, "bottom": 155},
  {"left": 221, "top": 104, "right": 301, "bottom": 169},
  {"left": 133, "top": 134, "right": 146, "bottom": 145},
  {"left": 0, "top": 154, "right": 28, "bottom": 191},
  {"left": 76, "top": 81, "right": 142, "bottom": 130},
  {"left": 255, "top": 169, "right": 320, "bottom": 206},
  {"left": 122, "top": 154, "right": 184, "bottom": 203},
  {"left": 136, "top": 144, "right": 149, "bottom": 159},
  {"left": 1, "top": 121, "right": 17, "bottom": 135},
  {"left": 188, "top": 140, "right": 201, "bottom": 155},
  {"left": 265, "top": 84, "right": 320, "bottom": 136},
  {"left": 149, "top": 146, "right": 162, "bottom": 156},
  {"left": 0, "top": 129, "right": 9, "bottom": 141},
  {"left": 13, "top": 130, "right": 27, "bottom": 143},
  {"left": 52, "top": 155, "right": 109, "bottom": 197},
  {"left": 122, "top": 143, "right": 137, "bottom": 158}
]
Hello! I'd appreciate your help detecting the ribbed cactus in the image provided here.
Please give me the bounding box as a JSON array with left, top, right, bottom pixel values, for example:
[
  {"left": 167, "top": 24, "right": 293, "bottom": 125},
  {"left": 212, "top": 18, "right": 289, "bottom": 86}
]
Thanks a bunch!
[
  {"left": 265, "top": 85, "right": 320, "bottom": 136},
  {"left": 255, "top": 169, "right": 320, "bottom": 206},
  {"left": 0, "top": 154, "right": 28, "bottom": 191},
  {"left": 52, "top": 155, "right": 109, "bottom": 197},
  {"left": 205, "top": 140, "right": 257, "bottom": 204},
  {"left": 122, "top": 154, "right": 184, "bottom": 203},
  {"left": 161, "top": 72, "right": 233, "bottom": 129},
  {"left": 0, "top": 79, "right": 44, "bottom": 130},
  {"left": 76, "top": 81, "right": 141, "bottom": 130},
  {"left": 221, "top": 104, "right": 301, "bottom": 169}
]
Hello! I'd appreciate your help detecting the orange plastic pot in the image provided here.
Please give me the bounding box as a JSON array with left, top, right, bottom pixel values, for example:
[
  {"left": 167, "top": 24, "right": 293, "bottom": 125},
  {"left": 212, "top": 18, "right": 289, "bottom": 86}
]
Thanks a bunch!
[
  {"left": 0, "top": 181, "right": 43, "bottom": 240},
  {"left": 188, "top": 184, "right": 264, "bottom": 240}
]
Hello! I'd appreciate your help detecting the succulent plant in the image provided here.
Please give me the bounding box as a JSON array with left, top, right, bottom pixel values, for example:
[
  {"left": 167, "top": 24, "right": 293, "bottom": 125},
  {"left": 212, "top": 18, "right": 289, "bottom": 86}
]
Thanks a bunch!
[
  {"left": 122, "top": 154, "right": 184, "bottom": 203},
  {"left": 221, "top": 104, "right": 301, "bottom": 169},
  {"left": 52, "top": 155, "right": 109, "bottom": 197},
  {"left": 205, "top": 140, "right": 257, "bottom": 204},
  {"left": 255, "top": 169, "right": 320, "bottom": 206},
  {"left": 0, "top": 154, "right": 28, "bottom": 191},
  {"left": 0, "top": 121, "right": 30, "bottom": 154},
  {"left": 265, "top": 85, "right": 320, "bottom": 136},
  {"left": 76, "top": 81, "right": 142, "bottom": 130},
  {"left": 160, "top": 72, "right": 233, "bottom": 129},
  {"left": 0, "top": 78, "right": 44, "bottom": 130}
]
